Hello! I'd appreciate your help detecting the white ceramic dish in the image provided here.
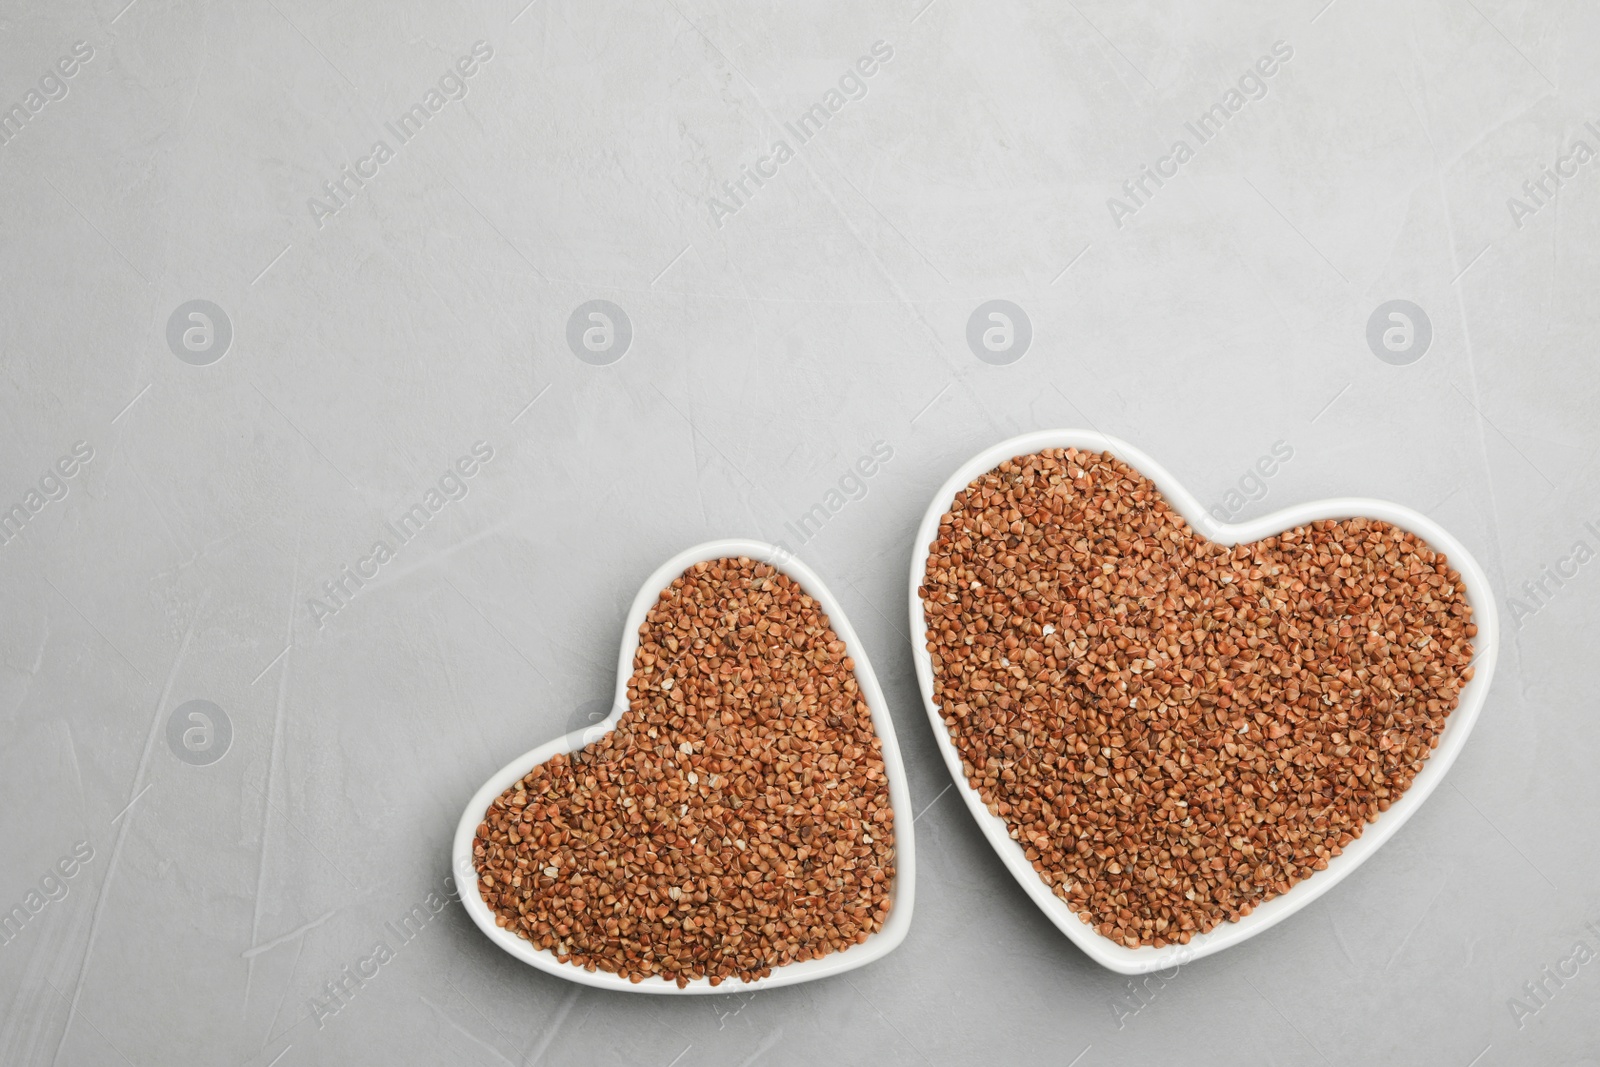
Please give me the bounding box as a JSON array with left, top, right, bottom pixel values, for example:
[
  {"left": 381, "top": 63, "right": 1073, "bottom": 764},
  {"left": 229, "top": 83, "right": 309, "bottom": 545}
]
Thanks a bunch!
[
  {"left": 907, "top": 430, "right": 1498, "bottom": 975},
  {"left": 454, "top": 538, "right": 916, "bottom": 994}
]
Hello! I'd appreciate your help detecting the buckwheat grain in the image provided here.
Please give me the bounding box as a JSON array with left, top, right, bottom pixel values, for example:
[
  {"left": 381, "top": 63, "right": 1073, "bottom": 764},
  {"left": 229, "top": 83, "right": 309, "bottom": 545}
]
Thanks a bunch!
[
  {"left": 919, "top": 449, "right": 1475, "bottom": 948},
  {"left": 474, "top": 557, "right": 895, "bottom": 985}
]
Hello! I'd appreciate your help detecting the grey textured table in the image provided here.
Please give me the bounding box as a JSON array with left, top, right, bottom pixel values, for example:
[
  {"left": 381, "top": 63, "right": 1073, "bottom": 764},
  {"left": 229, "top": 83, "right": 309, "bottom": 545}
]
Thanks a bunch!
[{"left": 1, "top": 1, "right": 1596, "bottom": 1065}]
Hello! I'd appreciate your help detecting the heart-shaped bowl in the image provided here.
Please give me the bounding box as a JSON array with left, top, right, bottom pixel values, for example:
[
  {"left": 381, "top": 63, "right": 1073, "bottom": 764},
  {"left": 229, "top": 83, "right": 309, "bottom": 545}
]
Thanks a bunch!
[
  {"left": 454, "top": 538, "right": 917, "bottom": 993},
  {"left": 908, "top": 430, "right": 1498, "bottom": 975}
]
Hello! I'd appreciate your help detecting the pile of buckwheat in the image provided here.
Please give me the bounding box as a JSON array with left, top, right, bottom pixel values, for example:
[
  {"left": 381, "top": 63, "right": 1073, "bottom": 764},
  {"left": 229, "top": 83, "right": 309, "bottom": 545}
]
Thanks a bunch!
[
  {"left": 919, "top": 448, "right": 1475, "bottom": 948},
  {"left": 474, "top": 557, "right": 895, "bottom": 986}
]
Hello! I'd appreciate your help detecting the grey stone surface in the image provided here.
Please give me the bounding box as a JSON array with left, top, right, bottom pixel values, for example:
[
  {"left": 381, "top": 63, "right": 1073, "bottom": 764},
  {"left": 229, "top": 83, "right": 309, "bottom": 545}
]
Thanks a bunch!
[{"left": 1, "top": 1, "right": 1596, "bottom": 1064}]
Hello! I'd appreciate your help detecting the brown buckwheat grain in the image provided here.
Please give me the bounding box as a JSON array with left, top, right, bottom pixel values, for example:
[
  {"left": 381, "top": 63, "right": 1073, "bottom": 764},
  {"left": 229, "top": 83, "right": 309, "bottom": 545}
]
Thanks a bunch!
[
  {"left": 919, "top": 449, "right": 1475, "bottom": 948},
  {"left": 474, "top": 557, "right": 895, "bottom": 986}
]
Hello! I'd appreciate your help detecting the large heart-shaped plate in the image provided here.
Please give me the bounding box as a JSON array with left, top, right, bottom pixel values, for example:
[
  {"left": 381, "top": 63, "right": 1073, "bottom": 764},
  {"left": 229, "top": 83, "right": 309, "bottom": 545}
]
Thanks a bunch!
[
  {"left": 907, "top": 430, "right": 1497, "bottom": 975},
  {"left": 454, "top": 539, "right": 917, "bottom": 993}
]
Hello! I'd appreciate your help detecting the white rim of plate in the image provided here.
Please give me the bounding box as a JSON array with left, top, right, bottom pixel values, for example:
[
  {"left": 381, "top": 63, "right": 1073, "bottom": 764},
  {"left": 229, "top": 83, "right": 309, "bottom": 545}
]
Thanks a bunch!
[
  {"left": 453, "top": 538, "right": 917, "bottom": 994},
  {"left": 906, "top": 430, "right": 1499, "bottom": 975}
]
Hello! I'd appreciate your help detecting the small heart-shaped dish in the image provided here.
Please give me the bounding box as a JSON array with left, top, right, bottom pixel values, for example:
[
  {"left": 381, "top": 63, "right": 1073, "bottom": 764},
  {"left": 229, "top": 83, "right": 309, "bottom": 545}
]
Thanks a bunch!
[
  {"left": 908, "top": 431, "right": 1497, "bottom": 975},
  {"left": 454, "top": 539, "right": 916, "bottom": 993}
]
